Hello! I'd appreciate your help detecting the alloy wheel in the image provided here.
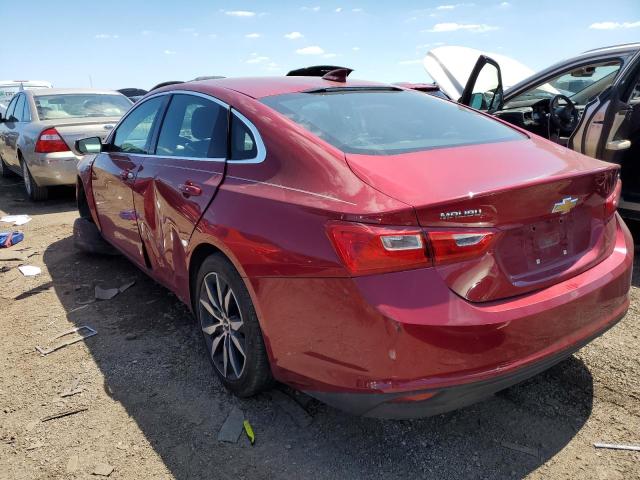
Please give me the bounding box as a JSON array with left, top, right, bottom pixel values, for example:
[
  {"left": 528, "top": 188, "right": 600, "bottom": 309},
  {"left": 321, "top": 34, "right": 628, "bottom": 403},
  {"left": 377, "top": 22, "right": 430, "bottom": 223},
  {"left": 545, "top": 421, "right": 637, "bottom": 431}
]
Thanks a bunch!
[{"left": 199, "top": 272, "right": 246, "bottom": 380}]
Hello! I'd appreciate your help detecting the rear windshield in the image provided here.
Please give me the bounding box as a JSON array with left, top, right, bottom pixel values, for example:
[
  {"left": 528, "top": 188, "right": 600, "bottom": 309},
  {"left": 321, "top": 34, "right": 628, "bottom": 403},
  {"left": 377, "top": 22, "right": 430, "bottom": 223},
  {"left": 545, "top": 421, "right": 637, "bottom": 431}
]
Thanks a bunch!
[
  {"left": 34, "top": 94, "right": 131, "bottom": 120},
  {"left": 262, "top": 89, "right": 524, "bottom": 155}
]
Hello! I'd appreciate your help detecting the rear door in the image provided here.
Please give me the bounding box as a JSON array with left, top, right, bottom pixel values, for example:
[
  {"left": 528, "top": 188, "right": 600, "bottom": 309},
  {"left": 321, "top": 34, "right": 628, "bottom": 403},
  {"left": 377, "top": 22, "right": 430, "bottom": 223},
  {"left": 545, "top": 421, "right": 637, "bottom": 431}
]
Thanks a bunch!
[
  {"left": 92, "top": 95, "right": 167, "bottom": 265},
  {"left": 132, "top": 92, "right": 230, "bottom": 291},
  {"left": 0, "top": 95, "right": 19, "bottom": 165}
]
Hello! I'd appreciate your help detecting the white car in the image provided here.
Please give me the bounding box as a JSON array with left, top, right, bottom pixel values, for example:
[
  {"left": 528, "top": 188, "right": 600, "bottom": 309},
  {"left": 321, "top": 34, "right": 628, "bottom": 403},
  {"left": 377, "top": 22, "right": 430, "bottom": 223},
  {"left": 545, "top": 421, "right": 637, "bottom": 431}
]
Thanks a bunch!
[{"left": 0, "top": 80, "right": 52, "bottom": 116}]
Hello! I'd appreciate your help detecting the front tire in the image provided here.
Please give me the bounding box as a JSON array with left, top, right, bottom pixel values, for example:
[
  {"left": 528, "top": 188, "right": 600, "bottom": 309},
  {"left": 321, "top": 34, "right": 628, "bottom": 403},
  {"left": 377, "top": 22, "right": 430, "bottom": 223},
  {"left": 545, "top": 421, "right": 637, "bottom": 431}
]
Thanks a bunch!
[
  {"left": 195, "top": 254, "right": 273, "bottom": 397},
  {"left": 21, "top": 159, "right": 48, "bottom": 201}
]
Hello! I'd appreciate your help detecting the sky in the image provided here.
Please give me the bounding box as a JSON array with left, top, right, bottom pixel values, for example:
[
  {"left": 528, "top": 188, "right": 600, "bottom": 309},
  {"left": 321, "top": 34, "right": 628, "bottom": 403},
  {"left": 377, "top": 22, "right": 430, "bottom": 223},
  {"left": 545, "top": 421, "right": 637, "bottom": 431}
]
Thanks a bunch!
[{"left": 1, "top": 0, "right": 639, "bottom": 90}]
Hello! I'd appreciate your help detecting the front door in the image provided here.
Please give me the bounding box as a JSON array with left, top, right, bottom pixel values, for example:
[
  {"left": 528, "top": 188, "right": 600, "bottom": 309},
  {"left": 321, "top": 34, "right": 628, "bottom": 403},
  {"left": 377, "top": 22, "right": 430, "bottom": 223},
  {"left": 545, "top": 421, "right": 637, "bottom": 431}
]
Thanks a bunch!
[
  {"left": 91, "top": 95, "right": 167, "bottom": 266},
  {"left": 132, "top": 92, "right": 229, "bottom": 292}
]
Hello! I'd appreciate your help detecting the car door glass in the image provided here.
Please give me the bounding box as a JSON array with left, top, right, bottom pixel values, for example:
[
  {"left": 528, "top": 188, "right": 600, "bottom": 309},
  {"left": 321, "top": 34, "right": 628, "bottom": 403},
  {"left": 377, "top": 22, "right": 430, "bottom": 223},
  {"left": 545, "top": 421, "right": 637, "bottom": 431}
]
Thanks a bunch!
[
  {"left": 156, "top": 94, "right": 228, "bottom": 158},
  {"left": 5, "top": 96, "right": 18, "bottom": 121},
  {"left": 22, "top": 97, "right": 31, "bottom": 122},
  {"left": 14, "top": 95, "right": 25, "bottom": 122},
  {"left": 231, "top": 112, "right": 258, "bottom": 160},
  {"left": 112, "top": 96, "right": 164, "bottom": 154}
]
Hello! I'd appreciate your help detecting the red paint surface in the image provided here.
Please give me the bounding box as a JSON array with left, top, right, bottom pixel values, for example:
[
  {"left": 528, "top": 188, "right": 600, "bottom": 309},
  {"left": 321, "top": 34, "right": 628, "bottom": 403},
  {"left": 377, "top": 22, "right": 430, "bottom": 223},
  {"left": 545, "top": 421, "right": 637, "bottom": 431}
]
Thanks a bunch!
[{"left": 79, "top": 78, "right": 633, "bottom": 403}]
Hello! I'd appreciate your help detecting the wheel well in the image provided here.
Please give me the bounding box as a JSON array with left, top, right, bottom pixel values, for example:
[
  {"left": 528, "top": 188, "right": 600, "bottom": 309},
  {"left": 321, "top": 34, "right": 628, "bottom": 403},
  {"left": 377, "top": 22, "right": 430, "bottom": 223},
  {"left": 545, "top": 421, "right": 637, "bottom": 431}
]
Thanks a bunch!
[
  {"left": 189, "top": 243, "right": 224, "bottom": 308},
  {"left": 76, "top": 177, "right": 92, "bottom": 220}
]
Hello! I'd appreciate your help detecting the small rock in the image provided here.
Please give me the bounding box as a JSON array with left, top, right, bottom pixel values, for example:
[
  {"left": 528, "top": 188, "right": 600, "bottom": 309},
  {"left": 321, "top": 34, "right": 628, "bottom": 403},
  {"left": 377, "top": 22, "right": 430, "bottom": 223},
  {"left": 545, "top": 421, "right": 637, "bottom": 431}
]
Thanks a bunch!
[
  {"left": 92, "top": 463, "right": 114, "bottom": 476},
  {"left": 26, "top": 441, "right": 44, "bottom": 451},
  {"left": 125, "top": 333, "right": 138, "bottom": 341}
]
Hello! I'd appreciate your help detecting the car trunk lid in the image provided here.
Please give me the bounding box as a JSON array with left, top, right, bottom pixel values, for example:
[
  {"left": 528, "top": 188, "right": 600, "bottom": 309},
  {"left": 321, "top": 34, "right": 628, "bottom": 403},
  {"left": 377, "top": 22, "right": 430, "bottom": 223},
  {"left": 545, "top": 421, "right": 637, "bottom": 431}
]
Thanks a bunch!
[
  {"left": 40, "top": 117, "right": 120, "bottom": 154},
  {"left": 345, "top": 137, "right": 620, "bottom": 302}
]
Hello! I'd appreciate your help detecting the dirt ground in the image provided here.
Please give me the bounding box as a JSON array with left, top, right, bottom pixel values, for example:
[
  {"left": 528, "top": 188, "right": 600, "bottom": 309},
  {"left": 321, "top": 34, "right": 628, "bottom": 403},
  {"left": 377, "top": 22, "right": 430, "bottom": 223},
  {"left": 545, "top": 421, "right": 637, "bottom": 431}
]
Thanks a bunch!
[{"left": 0, "top": 175, "right": 639, "bottom": 480}]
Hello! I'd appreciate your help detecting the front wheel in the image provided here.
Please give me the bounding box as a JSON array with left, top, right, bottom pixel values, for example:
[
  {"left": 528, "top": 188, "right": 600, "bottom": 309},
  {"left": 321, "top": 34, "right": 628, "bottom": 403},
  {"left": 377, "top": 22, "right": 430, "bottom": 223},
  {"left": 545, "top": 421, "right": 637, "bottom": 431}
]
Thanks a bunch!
[
  {"left": 22, "top": 159, "right": 48, "bottom": 201},
  {"left": 195, "top": 254, "right": 273, "bottom": 397}
]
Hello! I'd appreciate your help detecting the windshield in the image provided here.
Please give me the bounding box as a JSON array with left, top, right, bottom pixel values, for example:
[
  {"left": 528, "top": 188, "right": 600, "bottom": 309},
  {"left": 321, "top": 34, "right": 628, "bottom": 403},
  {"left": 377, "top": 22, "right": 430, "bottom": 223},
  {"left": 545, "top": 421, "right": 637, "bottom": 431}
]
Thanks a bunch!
[
  {"left": 506, "top": 60, "right": 622, "bottom": 106},
  {"left": 262, "top": 89, "right": 523, "bottom": 155},
  {"left": 34, "top": 94, "right": 132, "bottom": 120}
]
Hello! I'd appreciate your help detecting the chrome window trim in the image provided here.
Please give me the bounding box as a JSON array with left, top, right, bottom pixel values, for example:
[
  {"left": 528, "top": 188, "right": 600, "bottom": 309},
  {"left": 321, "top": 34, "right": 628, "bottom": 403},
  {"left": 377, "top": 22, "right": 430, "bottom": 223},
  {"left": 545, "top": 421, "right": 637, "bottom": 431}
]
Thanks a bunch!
[
  {"left": 107, "top": 90, "right": 266, "bottom": 164},
  {"left": 229, "top": 109, "right": 266, "bottom": 164}
]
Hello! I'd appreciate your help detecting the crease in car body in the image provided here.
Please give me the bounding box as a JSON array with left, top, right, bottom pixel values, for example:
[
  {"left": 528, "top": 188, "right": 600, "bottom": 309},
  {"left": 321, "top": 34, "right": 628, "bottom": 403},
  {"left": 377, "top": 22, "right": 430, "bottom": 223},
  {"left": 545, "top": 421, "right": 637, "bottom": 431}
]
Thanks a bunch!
[{"left": 74, "top": 72, "right": 633, "bottom": 419}]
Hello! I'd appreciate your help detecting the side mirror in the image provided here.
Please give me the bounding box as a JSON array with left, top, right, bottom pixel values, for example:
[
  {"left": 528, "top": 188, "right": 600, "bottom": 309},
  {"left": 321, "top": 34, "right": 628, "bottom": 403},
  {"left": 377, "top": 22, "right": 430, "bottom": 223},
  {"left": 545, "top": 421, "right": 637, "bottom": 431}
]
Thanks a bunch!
[{"left": 76, "top": 137, "right": 103, "bottom": 154}]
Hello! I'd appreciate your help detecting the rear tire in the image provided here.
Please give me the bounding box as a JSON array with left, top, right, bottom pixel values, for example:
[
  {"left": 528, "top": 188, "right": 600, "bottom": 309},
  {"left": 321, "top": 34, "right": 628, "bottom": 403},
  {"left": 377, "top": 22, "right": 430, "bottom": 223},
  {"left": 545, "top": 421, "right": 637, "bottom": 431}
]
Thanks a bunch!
[
  {"left": 73, "top": 217, "right": 119, "bottom": 256},
  {"left": 195, "top": 254, "right": 273, "bottom": 397},
  {"left": 21, "top": 159, "right": 48, "bottom": 201}
]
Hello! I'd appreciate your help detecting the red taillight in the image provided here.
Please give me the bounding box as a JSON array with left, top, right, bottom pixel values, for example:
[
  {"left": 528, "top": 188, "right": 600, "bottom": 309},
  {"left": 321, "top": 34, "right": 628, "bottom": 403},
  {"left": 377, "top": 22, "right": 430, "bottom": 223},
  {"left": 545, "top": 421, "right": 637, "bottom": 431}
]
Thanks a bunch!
[
  {"left": 427, "top": 231, "right": 496, "bottom": 266},
  {"left": 604, "top": 178, "right": 622, "bottom": 219},
  {"left": 327, "top": 222, "right": 497, "bottom": 275},
  {"left": 327, "top": 222, "right": 430, "bottom": 275},
  {"left": 35, "top": 128, "right": 70, "bottom": 153}
]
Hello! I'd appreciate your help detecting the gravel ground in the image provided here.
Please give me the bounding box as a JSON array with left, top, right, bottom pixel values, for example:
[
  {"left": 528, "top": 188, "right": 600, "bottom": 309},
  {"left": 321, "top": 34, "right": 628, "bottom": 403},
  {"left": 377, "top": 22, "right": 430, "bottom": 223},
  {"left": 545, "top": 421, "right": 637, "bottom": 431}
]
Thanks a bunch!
[{"left": 0, "top": 175, "right": 639, "bottom": 480}]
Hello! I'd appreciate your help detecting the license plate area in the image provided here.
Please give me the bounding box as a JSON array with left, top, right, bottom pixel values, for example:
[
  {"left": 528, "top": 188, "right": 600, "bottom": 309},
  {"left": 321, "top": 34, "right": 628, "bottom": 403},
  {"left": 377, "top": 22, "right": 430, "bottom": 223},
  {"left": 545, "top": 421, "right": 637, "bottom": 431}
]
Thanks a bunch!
[{"left": 525, "top": 215, "right": 573, "bottom": 268}]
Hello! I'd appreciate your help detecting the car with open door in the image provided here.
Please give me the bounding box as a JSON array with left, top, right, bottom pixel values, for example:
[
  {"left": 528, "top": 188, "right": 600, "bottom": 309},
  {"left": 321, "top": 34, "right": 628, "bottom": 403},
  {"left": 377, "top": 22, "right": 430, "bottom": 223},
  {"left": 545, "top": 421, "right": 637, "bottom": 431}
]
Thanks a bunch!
[
  {"left": 74, "top": 72, "right": 632, "bottom": 418},
  {"left": 426, "top": 43, "right": 640, "bottom": 219}
]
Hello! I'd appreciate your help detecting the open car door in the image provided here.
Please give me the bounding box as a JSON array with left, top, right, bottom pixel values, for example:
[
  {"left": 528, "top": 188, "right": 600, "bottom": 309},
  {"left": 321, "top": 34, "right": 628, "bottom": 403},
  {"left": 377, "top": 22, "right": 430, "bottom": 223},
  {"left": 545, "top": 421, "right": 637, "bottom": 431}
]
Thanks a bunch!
[{"left": 458, "top": 55, "right": 505, "bottom": 114}]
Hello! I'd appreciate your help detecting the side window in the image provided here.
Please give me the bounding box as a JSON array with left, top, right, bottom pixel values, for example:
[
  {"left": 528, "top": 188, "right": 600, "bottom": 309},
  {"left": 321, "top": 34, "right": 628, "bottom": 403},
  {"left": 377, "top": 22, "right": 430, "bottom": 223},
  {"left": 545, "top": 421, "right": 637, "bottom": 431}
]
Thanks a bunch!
[
  {"left": 156, "top": 94, "right": 227, "bottom": 158},
  {"left": 22, "top": 97, "right": 31, "bottom": 122},
  {"left": 13, "top": 95, "right": 25, "bottom": 122},
  {"left": 230, "top": 112, "right": 258, "bottom": 160},
  {"left": 112, "top": 96, "right": 164, "bottom": 154},
  {"left": 5, "top": 96, "right": 18, "bottom": 120}
]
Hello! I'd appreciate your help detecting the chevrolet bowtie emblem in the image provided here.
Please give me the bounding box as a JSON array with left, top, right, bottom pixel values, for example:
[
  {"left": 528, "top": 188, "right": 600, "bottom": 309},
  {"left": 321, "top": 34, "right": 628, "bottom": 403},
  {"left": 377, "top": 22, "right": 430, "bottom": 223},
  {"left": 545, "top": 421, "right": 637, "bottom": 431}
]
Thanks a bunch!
[{"left": 552, "top": 197, "right": 578, "bottom": 214}]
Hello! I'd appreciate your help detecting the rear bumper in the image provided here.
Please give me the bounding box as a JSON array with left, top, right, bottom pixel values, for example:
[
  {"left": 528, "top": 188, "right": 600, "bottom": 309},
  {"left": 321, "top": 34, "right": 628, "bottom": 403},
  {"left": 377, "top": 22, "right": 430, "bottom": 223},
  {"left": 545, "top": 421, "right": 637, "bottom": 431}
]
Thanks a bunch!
[
  {"left": 27, "top": 151, "right": 80, "bottom": 186},
  {"left": 250, "top": 214, "right": 633, "bottom": 418},
  {"left": 309, "top": 311, "right": 624, "bottom": 418}
]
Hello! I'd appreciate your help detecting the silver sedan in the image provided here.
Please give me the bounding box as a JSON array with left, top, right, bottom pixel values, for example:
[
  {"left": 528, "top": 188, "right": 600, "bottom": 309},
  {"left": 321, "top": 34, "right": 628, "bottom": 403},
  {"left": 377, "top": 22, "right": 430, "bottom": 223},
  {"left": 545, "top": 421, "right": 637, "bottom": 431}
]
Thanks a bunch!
[{"left": 0, "top": 88, "right": 132, "bottom": 200}]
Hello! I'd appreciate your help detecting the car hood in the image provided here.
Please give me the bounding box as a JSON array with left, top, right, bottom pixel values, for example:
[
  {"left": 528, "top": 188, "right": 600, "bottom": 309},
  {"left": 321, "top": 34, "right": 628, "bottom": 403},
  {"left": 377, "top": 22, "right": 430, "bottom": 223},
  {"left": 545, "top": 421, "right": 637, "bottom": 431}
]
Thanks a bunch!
[{"left": 424, "top": 46, "right": 535, "bottom": 100}]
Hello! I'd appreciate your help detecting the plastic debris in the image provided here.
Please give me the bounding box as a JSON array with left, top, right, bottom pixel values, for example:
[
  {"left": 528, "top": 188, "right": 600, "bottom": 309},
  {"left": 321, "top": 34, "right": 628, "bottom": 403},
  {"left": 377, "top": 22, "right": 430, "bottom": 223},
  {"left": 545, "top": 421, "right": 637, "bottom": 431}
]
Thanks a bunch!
[
  {"left": 95, "top": 285, "right": 118, "bottom": 300},
  {"left": 0, "top": 231, "right": 24, "bottom": 247},
  {"left": 92, "top": 463, "right": 114, "bottom": 477},
  {"left": 36, "top": 326, "right": 97, "bottom": 356},
  {"left": 594, "top": 442, "right": 640, "bottom": 452},
  {"left": 243, "top": 420, "right": 255, "bottom": 445},
  {"left": 217, "top": 407, "right": 244, "bottom": 443},
  {"left": 1, "top": 215, "right": 31, "bottom": 226},
  {"left": 18, "top": 265, "right": 40, "bottom": 276},
  {"left": 41, "top": 407, "right": 88, "bottom": 422},
  {"left": 119, "top": 280, "right": 135, "bottom": 293}
]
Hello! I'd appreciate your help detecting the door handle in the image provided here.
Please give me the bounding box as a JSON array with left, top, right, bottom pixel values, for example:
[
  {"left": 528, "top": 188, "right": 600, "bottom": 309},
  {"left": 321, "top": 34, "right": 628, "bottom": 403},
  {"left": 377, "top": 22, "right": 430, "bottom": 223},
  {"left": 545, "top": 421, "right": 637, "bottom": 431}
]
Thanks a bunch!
[{"left": 179, "top": 181, "right": 202, "bottom": 197}]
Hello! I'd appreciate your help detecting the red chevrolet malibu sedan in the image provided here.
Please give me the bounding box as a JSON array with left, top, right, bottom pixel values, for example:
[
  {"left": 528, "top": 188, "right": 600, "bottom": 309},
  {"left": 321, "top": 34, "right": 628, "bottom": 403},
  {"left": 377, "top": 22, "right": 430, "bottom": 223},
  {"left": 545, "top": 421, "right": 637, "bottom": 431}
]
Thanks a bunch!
[{"left": 74, "top": 73, "right": 632, "bottom": 418}]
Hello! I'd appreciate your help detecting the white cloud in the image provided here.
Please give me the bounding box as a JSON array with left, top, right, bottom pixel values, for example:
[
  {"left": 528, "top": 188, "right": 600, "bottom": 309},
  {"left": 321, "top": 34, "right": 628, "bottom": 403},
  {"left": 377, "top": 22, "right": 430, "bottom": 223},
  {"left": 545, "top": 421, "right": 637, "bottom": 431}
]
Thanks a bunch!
[
  {"left": 94, "top": 33, "right": 119, "bottom": 39},
  {"left": 301, "top": 6, "right": 321, "bottom": 12},
  {"left": 163, "top": 50, "right": 176, "bottom": 55},
  {"left": 436, "top": 2, "right": 475, "bottom": 9},
  {"left": 245, "top": 33, "right": 261, "bottom": 38},
  {"left": 141, "top": 30, "right": 152, "bottom": 36},
  {"left": 499, "top": 1, "right": 511, "bottom": 6},
  {"left": 352, "top": 8, "right": 363, "bottom": 12},
  {"left": 335, "top": 7, "right": 343, "bottom": 12},
  {"left": 296, "top": 45, "right": 325, "bottom": 55},
  {"left": 589, "top": 21, "right": 640, "bottom": 30},
  {"left": 352, "top": 46, "right": 360, "bottom": 51},
  {"left": 427, "top": 22, "right": 497, "bottom": 32},
  {"left": 246, "top": 55, "right": 269, "bottom": 64},
  {"left": 284, "top": 31, "right": 303, "bottom": 40},
  {"left": 398, "top": 59, "right": 423, "bottom": 65},
  {"left": 225, "top": 10, "right": 256, "bottom": 17},
  {"left": 436, "top": 5, "right": 455, "bottom": 9},
  {"left": 207, "top": 33, "right": 218, "bottom": 39}
]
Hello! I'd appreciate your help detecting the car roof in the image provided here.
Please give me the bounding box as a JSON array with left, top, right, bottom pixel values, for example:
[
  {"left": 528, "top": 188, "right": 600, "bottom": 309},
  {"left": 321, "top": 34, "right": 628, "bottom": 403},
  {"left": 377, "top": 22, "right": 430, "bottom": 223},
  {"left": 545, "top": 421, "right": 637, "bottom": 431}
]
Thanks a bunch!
[
  {"left": 178, "top": 76, "right": 390, "bottom": 99},
  {"left": 28, "top": 88, "right": 125, "bottom": 97},
  {"left": 581, "top": 42, "right": 640, "bottom": 56}
]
